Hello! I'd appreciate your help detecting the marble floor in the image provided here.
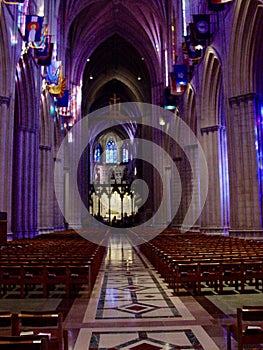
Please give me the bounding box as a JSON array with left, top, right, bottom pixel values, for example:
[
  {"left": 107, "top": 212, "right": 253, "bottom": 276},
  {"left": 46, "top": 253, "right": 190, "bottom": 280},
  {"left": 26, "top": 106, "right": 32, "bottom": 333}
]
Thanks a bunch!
[
  {"left": 62, "top": 235, "right": 262, "bottom": 350},
  {"left": 1, "top": 234, "right": 263, "bottom": 349}
]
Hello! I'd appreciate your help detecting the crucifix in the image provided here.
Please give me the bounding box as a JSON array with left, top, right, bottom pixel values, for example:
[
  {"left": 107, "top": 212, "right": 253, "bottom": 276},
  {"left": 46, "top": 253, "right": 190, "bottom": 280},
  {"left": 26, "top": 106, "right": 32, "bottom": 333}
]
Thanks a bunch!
[{"left": 109, "top": 93, "right": 120, "bottom": 114}]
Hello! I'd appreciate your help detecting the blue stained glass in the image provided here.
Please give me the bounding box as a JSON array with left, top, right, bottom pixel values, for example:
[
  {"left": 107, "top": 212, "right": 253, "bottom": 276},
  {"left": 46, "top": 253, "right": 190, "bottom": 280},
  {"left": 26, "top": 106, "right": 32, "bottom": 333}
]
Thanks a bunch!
[
  {"left": 123, "top": 148, "right": 129, "bottom": 163},
  {"left": 94, "top": 144, "right": 101, "bottom": 163},
  {"left": 106, "top": 139, "right": 117, "bottom": 163}
]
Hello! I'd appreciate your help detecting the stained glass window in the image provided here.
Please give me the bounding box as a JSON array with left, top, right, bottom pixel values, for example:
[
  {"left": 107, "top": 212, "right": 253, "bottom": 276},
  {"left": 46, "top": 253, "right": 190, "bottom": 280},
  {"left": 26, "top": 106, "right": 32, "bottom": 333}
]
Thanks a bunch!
[
  {"left": 122, "top": 147, "right": 129, "bottom": 163},
  {"left": 94, "top": 144, "right": 101, "bottom": 163},
  {"left": 106, "top": 139, "right": 117, "bottom": 163}
]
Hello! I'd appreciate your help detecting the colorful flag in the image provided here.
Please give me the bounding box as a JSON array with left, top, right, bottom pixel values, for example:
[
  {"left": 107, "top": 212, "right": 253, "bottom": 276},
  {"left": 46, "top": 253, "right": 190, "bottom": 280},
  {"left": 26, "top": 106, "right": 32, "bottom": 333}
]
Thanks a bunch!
[
  {"left": 210, "top": 0, "right": 232, "bottom": 3},
  {"left": 48, "top": 66, "right": 66, "bottom": 97},
  {"left": 24, "top": 15, "right": 44, "bottom": 42},
  {"left": 56, "top": 90, "right": 69, "bottom": 108},
  {"left": 34, "top": 35, "right": 52, "bottom": 59},
  {"left": 3, "top": 0, "right": 25, "bottom": 3},
  {"left": 189, "top": 23, "right": 206, "bottom": 46},
  {"left": 170, "top": 74, "right": 186, "bottom": 96},
  {"left": 193, "top": 14, "right": 210, "bottom": 40},
  {"left": 174, "top": 64, "right": 188, "bottom": 85},
  {"left": 46, "top": 61, "right": 61, "bottom": 85},
  {"left": 208, "top": 0, "right": 224, "bottom": 10},
  {"left": 37, "top": 43, "right": 53, "bottom": 66},
  {"left": 184, "top": 36, "right": 202, "bottom": 61},
  {"left": 208, "top": 0, "right": 232, "bottom": 10},
  {"left": 164, "top": 87, "right": 178, "bottom": 108}
]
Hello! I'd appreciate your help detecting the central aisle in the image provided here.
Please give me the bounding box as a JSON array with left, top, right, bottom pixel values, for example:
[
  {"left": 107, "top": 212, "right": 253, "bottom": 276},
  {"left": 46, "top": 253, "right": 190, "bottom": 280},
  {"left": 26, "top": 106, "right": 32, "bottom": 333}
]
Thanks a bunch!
[{"left": 66, "top": 235, "right": 221, "bottom": 349}]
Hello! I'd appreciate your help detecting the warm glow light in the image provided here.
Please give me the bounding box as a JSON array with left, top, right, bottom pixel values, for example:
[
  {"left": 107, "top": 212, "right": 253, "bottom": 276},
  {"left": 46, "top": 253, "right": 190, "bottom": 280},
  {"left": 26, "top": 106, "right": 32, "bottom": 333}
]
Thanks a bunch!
[
  {"left": 89, "top": 75, "right": 94, "bottom": 80},
  {"left": 165, "top": 49, "right": 169, "bottom": 87},
  {"left": 159, "top": 118, "right": 165, "bottom": 126},
  {"left": 68, "top": 130, "right": 73, "bottom": 143},
  {"left": 182, "top": 0, "right": 187, "bottom": 37}
]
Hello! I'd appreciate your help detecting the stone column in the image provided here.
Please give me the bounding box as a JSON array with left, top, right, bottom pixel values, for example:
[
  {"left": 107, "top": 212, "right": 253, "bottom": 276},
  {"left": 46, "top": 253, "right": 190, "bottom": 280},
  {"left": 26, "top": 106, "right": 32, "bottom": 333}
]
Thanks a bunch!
[
  {"left": 227, "top": 93, "right": 262, "bottom": 237},
  {"left": 0, "top": 96, "right": 13, "bottom": 235},
  {"left": 12, "top": 127, "right": 39, "bottom": 238},
  {"left": 199, "top": 125, "right": 229, "bottom": 234},
  {"left": 38, "top": 145, "right": 54, "bottom": 232}
]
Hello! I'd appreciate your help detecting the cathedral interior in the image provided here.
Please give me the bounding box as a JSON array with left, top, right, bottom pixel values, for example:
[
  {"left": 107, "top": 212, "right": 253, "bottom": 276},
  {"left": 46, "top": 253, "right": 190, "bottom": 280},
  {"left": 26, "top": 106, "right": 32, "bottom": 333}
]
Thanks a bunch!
[{"left": 0, "top": 0, "right": 263, "bottom": 349}]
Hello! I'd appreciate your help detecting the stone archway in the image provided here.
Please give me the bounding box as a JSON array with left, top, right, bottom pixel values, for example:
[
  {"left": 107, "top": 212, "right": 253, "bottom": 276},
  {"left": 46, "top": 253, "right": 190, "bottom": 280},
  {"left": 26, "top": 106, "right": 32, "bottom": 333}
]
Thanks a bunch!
[
  {"left": 227, "top": 0, "right": 263, "bottom": 235},
  {"left": 199, "top": 48, "right": 229, "bottom": 234},
  {"left": 12, "top": 55, "right": 41, "bottom": 238}
]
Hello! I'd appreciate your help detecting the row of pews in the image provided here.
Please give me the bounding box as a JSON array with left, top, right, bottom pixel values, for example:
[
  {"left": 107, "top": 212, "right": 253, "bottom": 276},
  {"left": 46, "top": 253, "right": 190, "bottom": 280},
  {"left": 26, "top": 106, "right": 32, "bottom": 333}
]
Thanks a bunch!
[
  {"left": 139, "top": 230, "right": 263, "bottom": 295},
  {"left": 0, "top": 310, "right": 68, "bottom": 350},
  {"left": 0, "top": 230, "right": 106, "bottom": 298}
]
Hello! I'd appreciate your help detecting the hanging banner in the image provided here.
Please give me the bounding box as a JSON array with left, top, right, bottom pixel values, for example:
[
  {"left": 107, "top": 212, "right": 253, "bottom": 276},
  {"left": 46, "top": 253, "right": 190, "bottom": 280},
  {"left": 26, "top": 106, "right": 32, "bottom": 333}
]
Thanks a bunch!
[
  {"left": 24, "top": 15, "right": 44, "bottom": 42},
  {"left": 34, "top": 35, "right": 52, "bottom": 59},
  {"left": 208, "top": 0, "right": 232, "bottom": 10},
  {"left": 173, "top": 64, "right": 188, "bottom": 85},
  {"left": 193, "top": 14, "right": 210, "bottom": 40},
  {"left": 170, "top": 74, "right": 186, "bottom": 96},
  {"left": 210, "top": 0, "right": 232, "bottom": 3},
  {"left": 184, "top": 36, "right": 203, "bottom": 61},
  {"left": 3, "top": 0, "right": 24, "bottom": 3},
  {"left": 37, "top": 43, "right": 53, "bottom": 66},
  {"left": 46, "top": 61, "right": 61, "bottom": 85},
  {"left": 48, "top": 66, "right": 66, "bottom": 97},
  {"left": 57, "top": 89, "right": 69, "bottom": 108}
]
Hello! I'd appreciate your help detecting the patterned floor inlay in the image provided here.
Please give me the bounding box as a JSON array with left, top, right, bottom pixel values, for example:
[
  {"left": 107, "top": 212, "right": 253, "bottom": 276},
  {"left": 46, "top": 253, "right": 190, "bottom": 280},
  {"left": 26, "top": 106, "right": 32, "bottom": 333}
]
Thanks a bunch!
[
  {"left": 84, "top": 265, "right": 194, "bottom": 321},
  {"left": 76, "top": 236, "right": 222, "bottom": 349},
  {"left": 74, "top": 326, "right": 220, "bottom": 350}
]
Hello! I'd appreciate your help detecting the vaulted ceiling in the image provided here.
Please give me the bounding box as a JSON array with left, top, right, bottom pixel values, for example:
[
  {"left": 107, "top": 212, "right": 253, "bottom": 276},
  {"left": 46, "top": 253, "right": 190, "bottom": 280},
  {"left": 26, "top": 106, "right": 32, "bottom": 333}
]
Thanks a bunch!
[{"left": 58, "top": 0, "right": 169, "bottom": 112}]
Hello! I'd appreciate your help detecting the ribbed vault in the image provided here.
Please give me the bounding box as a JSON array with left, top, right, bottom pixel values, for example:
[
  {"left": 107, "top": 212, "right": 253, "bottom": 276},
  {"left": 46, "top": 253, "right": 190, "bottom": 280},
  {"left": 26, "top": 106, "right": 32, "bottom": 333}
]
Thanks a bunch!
[{"left": 59, "top": 0, "right": 167, "bottom": 108}]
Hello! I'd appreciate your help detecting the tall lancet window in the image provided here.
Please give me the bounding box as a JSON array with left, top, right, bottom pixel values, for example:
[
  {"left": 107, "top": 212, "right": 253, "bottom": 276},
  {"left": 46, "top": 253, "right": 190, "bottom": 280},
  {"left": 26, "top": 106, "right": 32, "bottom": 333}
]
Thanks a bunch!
[
  {"left": 122, "top": 146, "right": 129, "bottom": 163},
  {"left": 94, "top": 144, "right": 102, "bottom": 163},
  {"left": 106, "top": 139, "right": 117, "bottom": 163}
]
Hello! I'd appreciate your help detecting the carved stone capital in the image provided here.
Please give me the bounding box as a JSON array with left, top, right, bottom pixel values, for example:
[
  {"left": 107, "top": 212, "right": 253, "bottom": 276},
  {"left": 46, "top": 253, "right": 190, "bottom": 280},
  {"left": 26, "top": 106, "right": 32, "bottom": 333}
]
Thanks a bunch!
[
  {"left": 229, "top": 92, "right": 258, "bottom": 106},
  {"left": 39, "top": 145, "right": 52, "bottom": 151},
  {"left": 200, "top": 125, "right": 223, "bottom": 135},
  {"left": 0, "top": 95, "right": 10, "bottom": 106}
]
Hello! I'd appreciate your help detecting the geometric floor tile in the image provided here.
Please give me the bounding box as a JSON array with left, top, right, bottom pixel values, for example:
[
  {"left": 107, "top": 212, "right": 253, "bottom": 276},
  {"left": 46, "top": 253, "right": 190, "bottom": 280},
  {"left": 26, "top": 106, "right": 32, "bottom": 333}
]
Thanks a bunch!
[
  {"left": 117, "top": 302, "right": 157, "bottom": 314},
  {"left": 117, "top": 285, "right": 148, "bottom": 292},
  {"left": 129, "top": 342, "right": 162, "bottom": 349},
  {"left": 87, "top": 329, "right": 212, "bottom": 349}
]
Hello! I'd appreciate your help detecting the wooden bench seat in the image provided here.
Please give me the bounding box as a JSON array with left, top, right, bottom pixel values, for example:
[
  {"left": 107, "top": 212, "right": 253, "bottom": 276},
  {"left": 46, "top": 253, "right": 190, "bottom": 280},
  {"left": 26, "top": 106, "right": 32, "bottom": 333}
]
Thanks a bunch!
[{"left": 226, "top": 307, "right": 263, "bottom": 350}]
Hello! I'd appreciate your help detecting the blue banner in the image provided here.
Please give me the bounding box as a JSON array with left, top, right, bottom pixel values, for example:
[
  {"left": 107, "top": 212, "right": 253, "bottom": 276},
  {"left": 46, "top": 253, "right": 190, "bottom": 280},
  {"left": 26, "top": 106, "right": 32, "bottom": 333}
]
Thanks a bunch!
[
  {"left": 193, "top": 14, "right": 210, "bottom": 40},
  {"left": 174, "top": 64, "right": 188, "bottom": 85},
  {"left": 57, "top": 90, "right": 69, "bottom": 108},
  {"left": 46, "top": 61, "right": 61, "bottom": 84},
  {"left": 24, "top": 15, "right": 44, "bottom": 42},
  {"left": 3, "top": 0, "right": 25, "bottom": 3},
  {"left": 34, "top": 35, "right": 52, "bottom": 59}
]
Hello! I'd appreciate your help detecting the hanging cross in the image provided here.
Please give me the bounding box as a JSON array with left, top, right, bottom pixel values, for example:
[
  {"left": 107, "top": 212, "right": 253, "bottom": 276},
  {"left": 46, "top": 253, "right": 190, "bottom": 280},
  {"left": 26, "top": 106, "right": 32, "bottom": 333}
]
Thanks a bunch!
[{"left": 109, "top": 93, "right": 120, "bottom": 114}]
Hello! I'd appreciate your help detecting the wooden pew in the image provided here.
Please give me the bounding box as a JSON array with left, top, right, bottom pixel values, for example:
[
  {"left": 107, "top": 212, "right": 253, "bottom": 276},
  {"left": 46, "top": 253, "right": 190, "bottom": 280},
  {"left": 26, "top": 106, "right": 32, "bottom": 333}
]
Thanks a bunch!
[
  {"left": 226, "top": 307, "right": 263, "bottom": 350},
  {"left": 13, "top": 311, "right": 67, "bottom": 350},
  {"left": 0, "top": 336, "right": 48, "bottom": 350},
  {"left": 197, "top": 262, "right": 220, "bottom": 295},
  {"left": 0, "top": 311, "right": 17, "bottom": 336}
]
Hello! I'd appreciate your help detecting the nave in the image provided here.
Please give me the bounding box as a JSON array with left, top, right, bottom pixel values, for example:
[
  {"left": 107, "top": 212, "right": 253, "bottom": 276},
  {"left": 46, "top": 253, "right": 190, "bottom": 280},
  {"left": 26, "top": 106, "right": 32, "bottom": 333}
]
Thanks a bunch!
[
  {"left": 63, "top": 235, "right": 262, "bottom": 350},
  {"left": 1, "top": 234, "right": 263, "bottom": 349}
]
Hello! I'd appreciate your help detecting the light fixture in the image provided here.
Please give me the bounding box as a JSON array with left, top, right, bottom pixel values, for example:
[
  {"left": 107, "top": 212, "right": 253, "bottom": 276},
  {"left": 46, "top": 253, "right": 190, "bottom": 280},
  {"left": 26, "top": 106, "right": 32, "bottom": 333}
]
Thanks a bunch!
[
  {"left": 89, "top": 75, "right": 94, "bottom": 80},
  {"left": 137, "top": 77, "right": 141, "bottom": 81},
  {"left": 159, "top": 118, "right": 165, "bottom": 126}
]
